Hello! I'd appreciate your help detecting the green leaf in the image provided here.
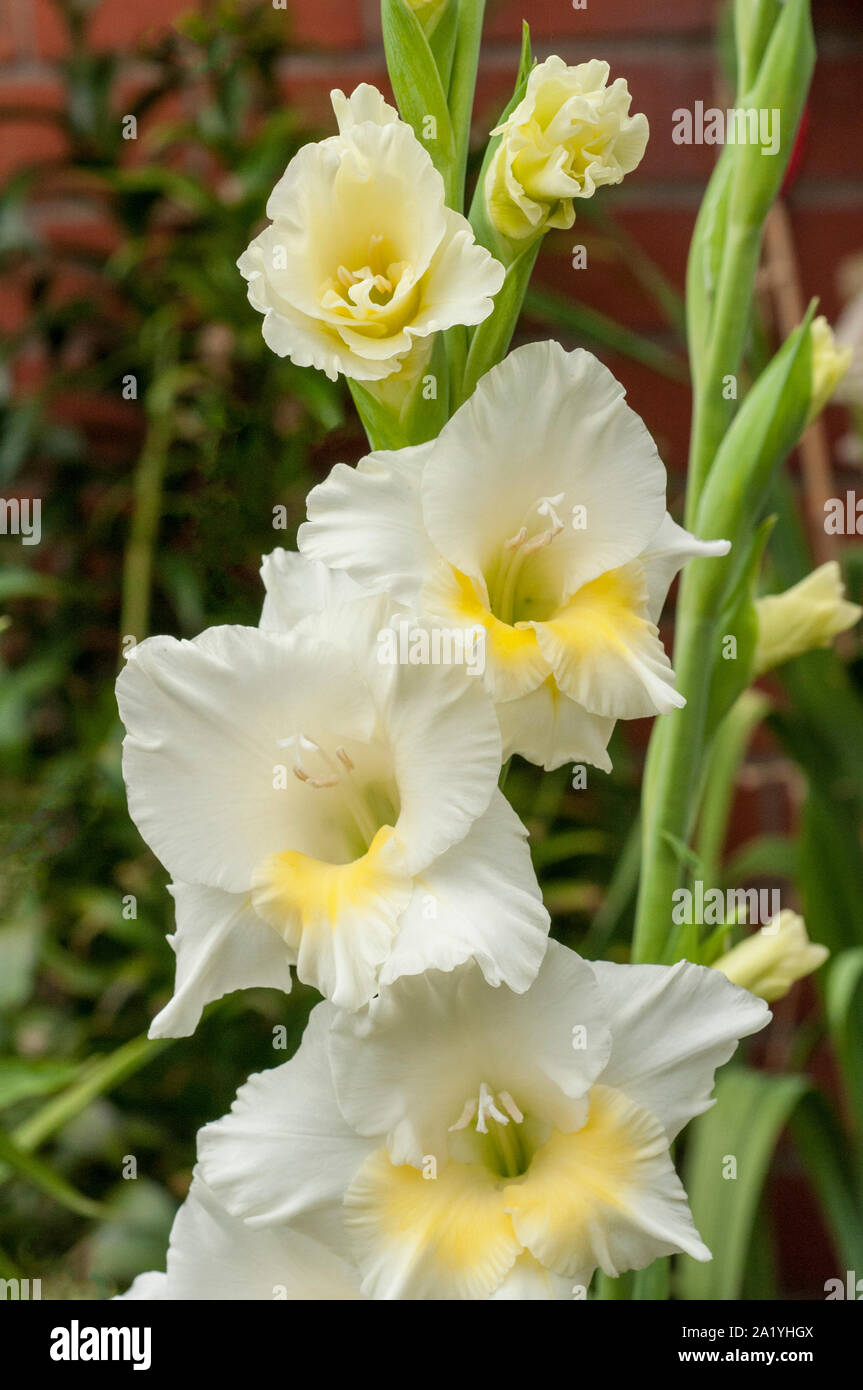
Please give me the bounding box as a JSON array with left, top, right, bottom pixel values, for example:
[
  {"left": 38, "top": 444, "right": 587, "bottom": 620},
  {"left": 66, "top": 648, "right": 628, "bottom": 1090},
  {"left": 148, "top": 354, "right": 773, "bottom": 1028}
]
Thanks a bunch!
[
  {"left": 428, "top": 0, "right": 459, "bottom": 93},
  {"left": 0, "top": 570, "right": 66, "bottom": 603},
  {"left": 347, "top": 380, "right": 412, "bottom": 452},
  {"left": 89, "top": 1179, "right": 176, "bottom": 1290},
  {"left": 789, "top": 1091, "right": 863, "bottom": 1273},
  {"left": 446, "top": 0, "right": 487, "bottom": 210},
  {"left": 381, "top": 0, "right": 456, "bottom": 196},
  {"left": 0, "top": 1060, "right": 79, "bottom": 1111},
  {"left": 0, "top": 1125, "right": 105, "bottom": 1220},
  {"left": 466, "top": 21, "right": 532, "bottom": 262},
  {"left": 797, "top": 782, "right": 863, "bottom": 956},
  {"left": 524, "top": 287, "right": 688, "bottom": 383},
  {"left": 681, "top": 1067, "right": 810, "bottom": 1299},
  {"left": 693, "top": 305, "right": 815, "bottom": 581},
  {"left": 696, "top": 689, "right": 772, "bottom": 887},
  {"left": 723, "top": 833, "right": 798, "bottom": 885},
  {"left": 683, "top": 1068, "right": 863, "bottom": 1297},
  {"left": 704, "top": 520, "right": 774, "bottom": 734},
  {"left": 460, "top": 240, "right": 539, "bottom": 403},
  {"left": 0, "top": 917, "right": 42, "bottom": 1010},
  {"left": 824, "top": 948, "right": 863, "bottom": 1146},
  {"left": 632, "top": 1258, "right": 670, "bottom": 1299},
  {"left": 12, "top": 1034, "right": 169, "bottom": 1155}
]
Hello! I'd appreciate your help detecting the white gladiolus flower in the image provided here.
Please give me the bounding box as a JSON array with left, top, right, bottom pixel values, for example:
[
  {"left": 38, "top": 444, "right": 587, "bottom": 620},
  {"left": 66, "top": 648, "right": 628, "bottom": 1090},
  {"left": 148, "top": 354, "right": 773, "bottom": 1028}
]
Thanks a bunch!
[
  {"left": 485, "top": 57, "right": 649, "bottom": 243},
  {"left": 116, "top": 1176, "right": 363, "bottom": 1301},
  {"left": 116, "top": 554, "right": 549, "bottom": 1021},
  {"left": 198, "top": 942, "right": 769, "bottom": 1300},
  {"left": 237, "top": 85, "right": 504, "bottom": 382},
  {"left": 299, "top": 340, "right": 730, "bottom": 771}
]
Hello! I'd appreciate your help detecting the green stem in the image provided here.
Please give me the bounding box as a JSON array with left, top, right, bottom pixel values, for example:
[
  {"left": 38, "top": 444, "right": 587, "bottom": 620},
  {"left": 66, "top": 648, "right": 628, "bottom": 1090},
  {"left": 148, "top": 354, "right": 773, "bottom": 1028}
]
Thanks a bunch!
[
  {"left": 685, "top": 220, "right": 762, "bottom": 527},
  {"left": 447, "top": 0, "right": 485, "bottom": 212},
  {"left": 120, "top": 361, "right": 178, "bottom": 646},
  {"left": 632, "top": 579, "right": 719, "bottom": 964},
  {"left": 694, "top": 689, "right": 770, "bottom": 888}
]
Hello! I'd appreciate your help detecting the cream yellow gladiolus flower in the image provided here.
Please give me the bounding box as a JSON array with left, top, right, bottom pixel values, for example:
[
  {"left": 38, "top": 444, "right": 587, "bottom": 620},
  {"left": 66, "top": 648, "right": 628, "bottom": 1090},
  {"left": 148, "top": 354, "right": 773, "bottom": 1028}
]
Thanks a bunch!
[
  {"left": 754, "top": 561, "right": 861, "bottom": 674},
  {"left": 714, "top": 912, "right": 829, "bottom": 1003},
  {"left": 485, "top": 56, "right": 649, "bottom": 244},
  {"left": 237, "top": 85, "right": 504, "bottom": 382}
]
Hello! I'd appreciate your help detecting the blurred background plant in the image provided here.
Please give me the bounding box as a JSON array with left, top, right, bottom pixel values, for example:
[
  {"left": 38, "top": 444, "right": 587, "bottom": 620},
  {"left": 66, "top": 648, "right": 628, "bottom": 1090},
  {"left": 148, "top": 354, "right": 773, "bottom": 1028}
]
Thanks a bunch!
[{"left": 0, "top": 0, "right": 861, "bottom": 1299}]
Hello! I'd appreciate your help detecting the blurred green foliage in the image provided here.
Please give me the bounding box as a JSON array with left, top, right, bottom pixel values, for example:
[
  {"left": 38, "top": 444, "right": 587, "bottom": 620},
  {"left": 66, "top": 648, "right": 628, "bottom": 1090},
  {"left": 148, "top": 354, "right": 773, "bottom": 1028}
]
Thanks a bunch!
[{"left": 0, "top": 0, "right": 349, "bottom": 1292}]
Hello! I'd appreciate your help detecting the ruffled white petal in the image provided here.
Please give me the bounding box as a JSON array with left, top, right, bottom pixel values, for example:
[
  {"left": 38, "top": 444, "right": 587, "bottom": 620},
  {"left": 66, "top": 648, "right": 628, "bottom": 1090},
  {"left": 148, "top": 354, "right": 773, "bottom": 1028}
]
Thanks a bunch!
[
  {"left": 420, "top": 342, "right": 666, "bottom": 600},
  {"left": 259, "top": 548, "right": 366, "bottom": 634},
  {"left": 148, "top": 883, "right": 294, "bottom": 1040},
  {"left": 490, "top": 1252, "right": 574, "bottom": 1300},
  {"left": 377, "top": 658, "right": 501, "bottom": 876},
  {"left": 299, "top": 447, "right": 435, "bottom": 609},
  {"left": 589, "top": 958, "right": 771, "bottom": 1142},
  {"left": 117, "top": 625, "right": 377, "bottom": 892},
  {"left": 639, "top": 512, "right": 731, "bottom": 624},
  {"left": 240, "top": 107, "right": 501, "bottom": 382},
  {"left": 115, "top": 1271, "right": 168, "bottom": 1301},
  {"left": 165, "top": 1177, "right": 362, "bottom": 1300},
  {"left": 497, "top": 678, "right": 614, "bottom": 772},
  {"left": 198, "top": 1003, "right": 372, "bottom": 1252},
  {"left": 380, "top": 790, "right": 549, "bottom": 993}
]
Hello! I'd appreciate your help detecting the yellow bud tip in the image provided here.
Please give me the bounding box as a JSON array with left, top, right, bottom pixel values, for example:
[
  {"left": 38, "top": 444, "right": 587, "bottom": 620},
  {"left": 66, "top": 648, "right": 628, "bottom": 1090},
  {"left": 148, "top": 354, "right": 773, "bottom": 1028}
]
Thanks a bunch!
[
  {"left": 713, "top": 911, "right": 829, "bottom": 1002},
  {"left": 754, "top": 562, "right": 861, "bottom": 675},
  {"left": 808, "top": 315, "right": 853, "bottom": 425}
]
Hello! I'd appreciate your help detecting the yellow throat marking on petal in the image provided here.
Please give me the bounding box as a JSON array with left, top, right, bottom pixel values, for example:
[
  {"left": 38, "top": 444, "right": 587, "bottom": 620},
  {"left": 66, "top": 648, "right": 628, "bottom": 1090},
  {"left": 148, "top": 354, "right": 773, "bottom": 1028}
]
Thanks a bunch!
[
  {"left": 449, "top": 567, "right": 542, "bottom": 671},
  {"left": 538, "top": 565, "right": 648, "bottom": 654},
  {"left": 345, "top": 1147, "right": 522, "bottom": 1300},
  {"left": 503, "top": 1084, "right": 670, "bottom": 1277},
  {"left": 251, "top": 824, "right": 402, "bottom": 946}
]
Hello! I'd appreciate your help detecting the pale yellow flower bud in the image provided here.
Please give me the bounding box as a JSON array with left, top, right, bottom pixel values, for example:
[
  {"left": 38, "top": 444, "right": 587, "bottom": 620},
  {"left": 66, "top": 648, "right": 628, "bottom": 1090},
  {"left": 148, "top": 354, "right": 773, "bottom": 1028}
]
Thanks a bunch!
[
  {"left": 714, "top": 911, "right": 828, "bottom": 1002},
  {"left": 807, "top": 315, "right": 852, "bottom": 425},
  {"left": 404, "top": 0, "right": 448, "bottom": 26},
  {"left": 754, "top": 562, "right": 861, "bottom": 674},
  {"left": 485, "top": 56, "right": 648, "bottom": 244}
]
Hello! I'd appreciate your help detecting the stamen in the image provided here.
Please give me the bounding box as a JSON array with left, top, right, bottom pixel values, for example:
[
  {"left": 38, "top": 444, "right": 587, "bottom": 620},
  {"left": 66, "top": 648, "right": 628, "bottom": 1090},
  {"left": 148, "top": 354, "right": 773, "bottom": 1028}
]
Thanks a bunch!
[
  {"left": 336, "top": 747, "right": 355, "bottom": 773},
  {"left": 499, "top": 1091, "right": 524, "bottom": 1124},
  {"left": 503, "top": 525, "right": 528, "bottom": 551},
  {"left": 450, "top": 1082, "right": 522, "bottom": 1134},
  {"left": 292, "top": 766, "right": 339, "bottom": 789},
  {"left": 448, "top": 1098, "right": 479, "bottom": 1132},
  {"left": 535, "top": 492, "right": 565, "bottom": 530},
  {"left": 492, "top": 493, "right": 567, "bottom": 625},
  {"left": 476, "top": 1081, "right": 510, "bottom": 1134}
]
